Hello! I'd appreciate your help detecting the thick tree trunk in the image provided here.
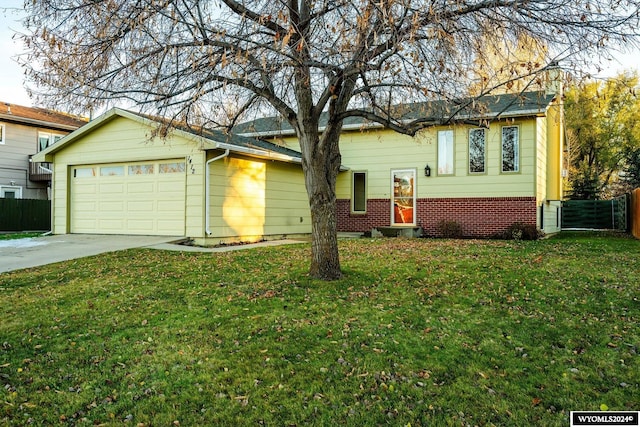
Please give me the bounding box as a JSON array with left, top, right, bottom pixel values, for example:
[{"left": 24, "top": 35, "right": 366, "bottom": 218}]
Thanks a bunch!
[
  {"left": 307, "top": 164, "right": 342, "bottom": 280},
  {"left": 299, "top": 131, "right": 343, "bottom": 280}
]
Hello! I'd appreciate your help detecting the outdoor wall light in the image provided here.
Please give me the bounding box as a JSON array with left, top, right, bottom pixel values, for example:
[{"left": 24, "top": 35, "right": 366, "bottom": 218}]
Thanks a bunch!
[{"left": 424, "top": 164, "right": 431, "bottom": 177}]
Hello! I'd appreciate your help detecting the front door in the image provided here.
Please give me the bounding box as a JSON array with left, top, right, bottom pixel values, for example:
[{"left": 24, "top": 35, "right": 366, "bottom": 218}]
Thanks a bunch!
[{"left": 391, "top": 169, "right": 416, "bottom": 226}]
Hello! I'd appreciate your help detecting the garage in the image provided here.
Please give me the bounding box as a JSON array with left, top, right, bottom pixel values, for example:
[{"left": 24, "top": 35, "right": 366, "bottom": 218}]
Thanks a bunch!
[{"left": 70, "top": 160, "right": 186, "bottom": 236}]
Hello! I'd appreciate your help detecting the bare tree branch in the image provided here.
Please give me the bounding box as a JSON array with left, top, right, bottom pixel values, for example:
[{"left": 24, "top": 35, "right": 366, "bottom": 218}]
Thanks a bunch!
[{"left": 18, "top": 0, "right": 640, "bottom": 279}]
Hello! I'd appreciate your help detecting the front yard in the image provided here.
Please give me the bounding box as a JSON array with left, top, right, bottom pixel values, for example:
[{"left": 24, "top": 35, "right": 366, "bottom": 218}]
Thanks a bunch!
[{"left": 1, "top": 233, "right": 638, "bottom": 425}]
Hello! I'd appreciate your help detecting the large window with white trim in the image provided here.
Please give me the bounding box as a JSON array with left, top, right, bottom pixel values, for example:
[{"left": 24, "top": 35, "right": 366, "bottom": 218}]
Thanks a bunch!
[{"left": 438, "top": 130, "right": 454, "bottom": 175}]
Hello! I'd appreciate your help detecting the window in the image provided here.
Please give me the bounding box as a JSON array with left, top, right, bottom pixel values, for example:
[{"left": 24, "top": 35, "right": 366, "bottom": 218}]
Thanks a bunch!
[
  {"left": 159, "top": 162, "right": 185, "bottom": 173},
  {"left": 0, "top": 124, "right": 5, "bottom": 144},
  {"left": 351, "top": 171, "right": 367, "bottom": 213},
  {"left": 502, "top": 126, "right": 520, "bottom": 172},
  {"left": 438, "top": 130, "right": 454, "bottom": 175},
  {"left": 0, "top": 186, "right": 22, "bottom": 199},
  {"left": 391, "top": 169, "right": 416, "bottom": 225},
  {"left": 38, "top": 132, "right": 64, "bottom": 151},
  {"left": 74, "top": 167, "right": 96, "bottom": 178},
  {"left": 129, "top": 164, "right": 155, "bottom": 175},
  {"left": 100, "top": 166, "right": 124, "bottom": 176},
  {"left": 469, "top": 128, "right": 486, "bottom": 174}
]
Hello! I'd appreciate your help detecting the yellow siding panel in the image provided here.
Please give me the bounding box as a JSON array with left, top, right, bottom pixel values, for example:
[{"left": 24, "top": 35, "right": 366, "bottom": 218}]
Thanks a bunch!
[
  {"left": 208, "top": 157, "right": 266, "bottom": 239},
  {"left": 536, "top": 116, "right": 548, "bottom": 203},
  {"left": 207, "top": 156, "right": 310, "bottom": 241},
  {"left": 54, "top": 119, "right": 202, "bottom": 164},
  {"left": 335, "top": 123, "right": 537, "bottom": 199},
  {"left": 185, "top": 151, "right": 206, "bottom": 239},
  {"left": 265, "top": 162, "right": 311, "bottom": 233},
  {"left": 50, "top": 116, "right": 206, "bottom": 237},
  {"left": 52, "top": 163, "right": 69, "bottom": 234},
  {"left": 546, "top": 103, "right": 564, "bottom": 200}
]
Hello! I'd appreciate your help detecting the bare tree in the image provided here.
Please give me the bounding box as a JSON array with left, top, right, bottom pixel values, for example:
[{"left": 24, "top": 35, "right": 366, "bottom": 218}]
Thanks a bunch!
[{"left": 20, "top": 0, "right": 639, "bottom": 279}]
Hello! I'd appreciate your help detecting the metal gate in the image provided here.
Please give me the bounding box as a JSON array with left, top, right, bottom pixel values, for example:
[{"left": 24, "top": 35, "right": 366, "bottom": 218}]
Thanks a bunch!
[{"left": 561, "top": 195, "right": 628, "bottom": 231}]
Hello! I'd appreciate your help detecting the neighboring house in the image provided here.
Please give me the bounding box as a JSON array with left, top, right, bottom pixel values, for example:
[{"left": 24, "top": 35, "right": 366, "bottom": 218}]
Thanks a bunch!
[
  {"left": 32, "top": 108, "right": 311, "bottom": 244},
  {"left": 236, "top": 90, "right": 565, "bottom": 237},
  {"left": 0, "top": 102, "right": 87, "bottom": 200}
]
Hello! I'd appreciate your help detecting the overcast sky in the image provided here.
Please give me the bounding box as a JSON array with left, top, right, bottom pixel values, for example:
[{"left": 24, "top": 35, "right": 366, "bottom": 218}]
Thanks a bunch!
[
  {"left": 1, "top": 0, "right": 31, "bottom": 106},
  {"left": 1, "top": 2, "right": 639, "bottom": 109}
]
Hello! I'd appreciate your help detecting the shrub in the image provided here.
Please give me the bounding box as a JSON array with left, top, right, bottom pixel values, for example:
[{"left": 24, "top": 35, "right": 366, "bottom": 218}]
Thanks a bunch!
[
  {"left": 436, "top": 220, "right": 464, "bottom": 238},
  {"left": 502, "top": 222, "right": 544, "bottom": 241}
]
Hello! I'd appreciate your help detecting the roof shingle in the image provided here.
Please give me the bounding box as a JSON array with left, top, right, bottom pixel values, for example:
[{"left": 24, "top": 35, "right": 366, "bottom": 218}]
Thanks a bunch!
[
  {"left": 0, "top": 101, "right": 87, "bottom": 130},
  {"left": 234, "top": 91, "right": 556, "bottom": 136}
]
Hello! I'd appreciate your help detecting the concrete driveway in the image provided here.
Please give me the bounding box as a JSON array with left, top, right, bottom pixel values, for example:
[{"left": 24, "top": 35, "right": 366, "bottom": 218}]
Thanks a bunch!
[{"left": 0, "top": 234, "right": 179, "bottom": 273}]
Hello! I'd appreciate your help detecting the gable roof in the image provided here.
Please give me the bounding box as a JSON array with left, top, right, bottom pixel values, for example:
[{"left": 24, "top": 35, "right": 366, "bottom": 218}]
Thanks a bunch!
[
  {"left": 33, "top": 107, "right": 302, "bottom": 163},
  {"left": 234, "top": 91, "right": 557, "bottom": 137},
  {"left": 0, "top": 101, "right": 87, "bottom": 131}
]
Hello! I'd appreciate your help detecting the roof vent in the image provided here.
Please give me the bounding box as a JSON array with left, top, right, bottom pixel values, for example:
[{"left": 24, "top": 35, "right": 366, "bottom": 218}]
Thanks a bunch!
[{"left": 5, "top": 103, "right": 11, "bottom": 114}]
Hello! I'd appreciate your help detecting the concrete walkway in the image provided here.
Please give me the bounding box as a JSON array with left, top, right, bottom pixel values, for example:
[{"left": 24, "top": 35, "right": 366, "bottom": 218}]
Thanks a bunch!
[{"left": 0, "top": 234, "right": 179, "bottom": 273}]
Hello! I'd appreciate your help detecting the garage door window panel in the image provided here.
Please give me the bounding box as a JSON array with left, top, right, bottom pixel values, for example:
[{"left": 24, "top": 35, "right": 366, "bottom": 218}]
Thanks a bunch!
[
  {"left": 101, "top": 166, "right": 124, "bottom": 176},
  {"left": 159, "top": 162, "right": 185, "bottom": 173},
  {"left": 129, "top": 164, "right": 155, "bottom": 175},
  {"left": 74, "top": 167, "right": 96, "bottom": 178}
]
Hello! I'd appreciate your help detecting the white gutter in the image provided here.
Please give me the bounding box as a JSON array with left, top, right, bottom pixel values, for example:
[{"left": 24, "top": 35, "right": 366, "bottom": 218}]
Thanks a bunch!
[
  {"left": 212, "top": 141, "right": 349, "bottom": 171},
  {"left": 215, "top": 141, "right": 302, "bottom": 164},
  {"left": 205, "top": 148, "right": 230, "bottom": 236}
]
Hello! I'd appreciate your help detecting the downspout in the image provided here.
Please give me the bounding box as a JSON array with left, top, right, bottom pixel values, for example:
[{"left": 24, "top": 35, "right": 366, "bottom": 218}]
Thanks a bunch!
[{"left": 205, "top": 149, "right": 230, "bottom": 236}]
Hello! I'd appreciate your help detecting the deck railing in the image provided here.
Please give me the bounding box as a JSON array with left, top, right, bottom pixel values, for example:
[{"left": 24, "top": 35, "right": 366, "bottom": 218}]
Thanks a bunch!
[{"left": 28, "top": 155, "right": 53, "bottom": 182}]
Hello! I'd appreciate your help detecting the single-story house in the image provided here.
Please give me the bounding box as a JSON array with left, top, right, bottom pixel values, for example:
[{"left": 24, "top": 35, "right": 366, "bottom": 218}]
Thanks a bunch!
[
  {"left": 32, "top": 108, "right": 312, "bottom": 245},
  {"left": 236, "top": 90, "right": 565, "bottom": 237}
]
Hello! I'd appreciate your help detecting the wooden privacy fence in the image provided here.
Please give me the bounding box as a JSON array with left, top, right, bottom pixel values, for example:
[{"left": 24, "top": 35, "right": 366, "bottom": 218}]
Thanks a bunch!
[
  {"left": 632, "top": 189, "right": 640, "bottom": 239},
  {"left": 561, "top": 196, "right": 628, "bottom": 231},
  {"left": 0, "top": 199, "right": 51, "bottom": 232}
]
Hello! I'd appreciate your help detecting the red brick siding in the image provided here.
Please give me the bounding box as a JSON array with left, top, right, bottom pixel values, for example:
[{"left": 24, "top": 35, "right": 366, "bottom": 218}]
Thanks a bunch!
[
  {"left": 337, "top": 199, "right": 390, "bottom": 232},
  {"left": 337, "top": 197, "right": 537, "bottom": 238}
]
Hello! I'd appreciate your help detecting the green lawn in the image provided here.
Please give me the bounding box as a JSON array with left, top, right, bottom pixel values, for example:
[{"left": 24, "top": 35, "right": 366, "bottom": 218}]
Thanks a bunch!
[{"left": 1, "top": 233, "right": 638, "bottom": 426}]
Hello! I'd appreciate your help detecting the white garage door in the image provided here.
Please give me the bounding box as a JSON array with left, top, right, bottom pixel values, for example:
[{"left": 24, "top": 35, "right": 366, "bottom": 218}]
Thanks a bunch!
[{"left": 70, "top": 160, "right": 186, "bottom": 236}]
